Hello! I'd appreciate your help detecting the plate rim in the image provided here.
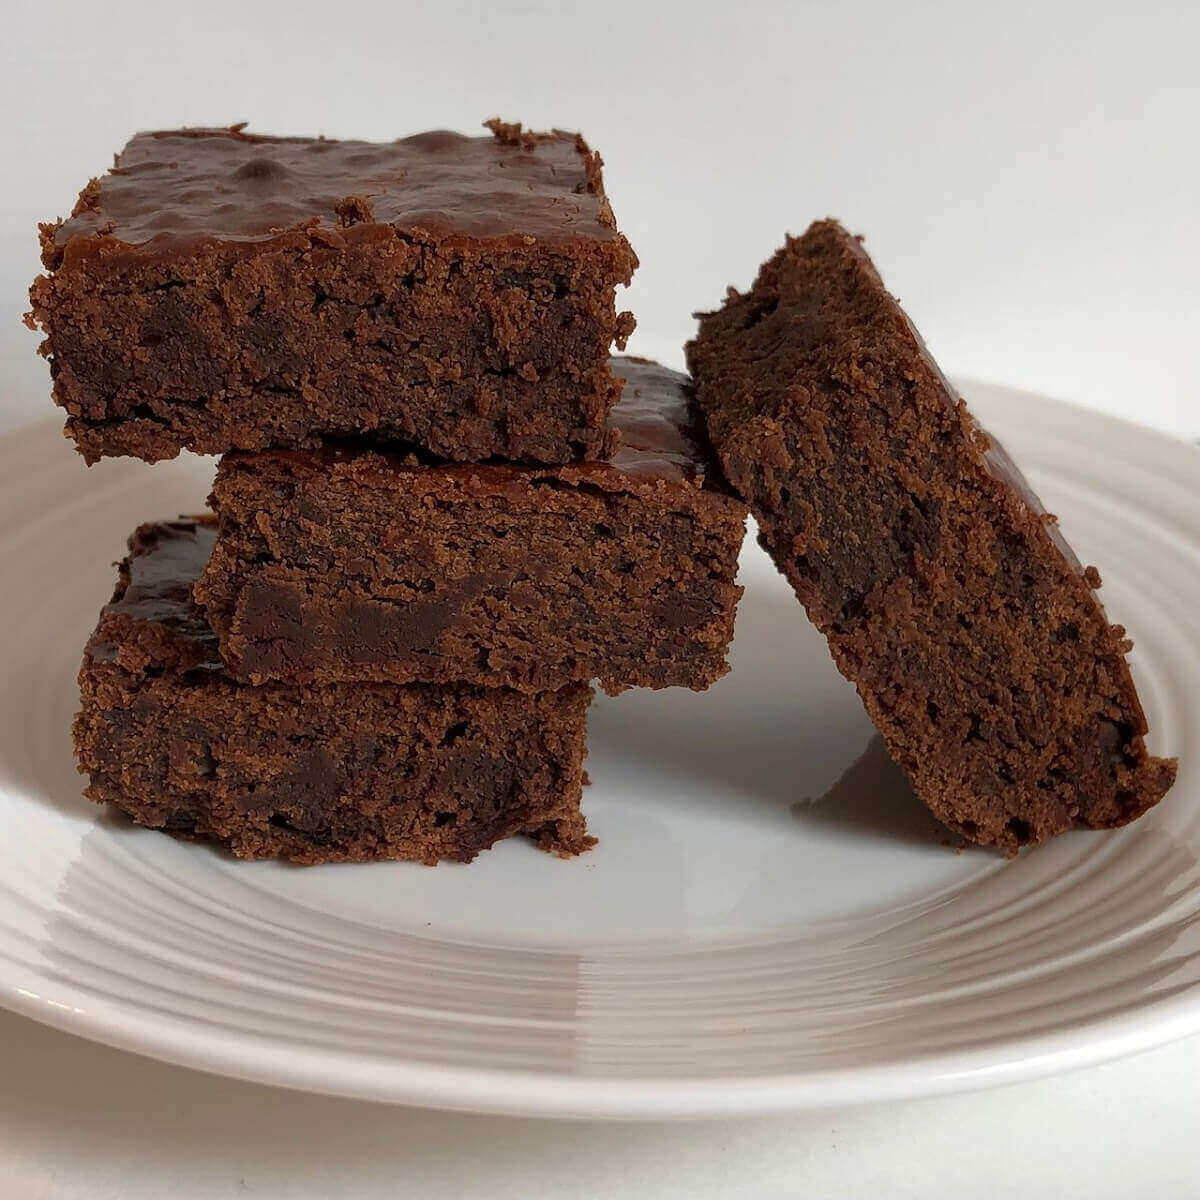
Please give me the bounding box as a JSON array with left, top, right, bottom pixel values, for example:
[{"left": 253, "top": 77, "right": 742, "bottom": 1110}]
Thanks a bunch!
[{"left": 5, "top": 971, "right": 1199, "bottom": 1118}]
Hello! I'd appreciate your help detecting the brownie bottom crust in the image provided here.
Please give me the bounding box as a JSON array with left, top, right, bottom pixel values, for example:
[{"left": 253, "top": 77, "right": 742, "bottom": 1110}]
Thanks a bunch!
[
  {"left": 75, "top": 520, "right": 593, "bottom": 865},
  {"left": 57, "top": 360, "right": 623, "bottom": 468}
]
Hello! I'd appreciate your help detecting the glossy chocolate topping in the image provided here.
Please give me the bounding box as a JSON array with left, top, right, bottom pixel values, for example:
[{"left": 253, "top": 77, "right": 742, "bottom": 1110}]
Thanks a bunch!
[
  {"left": 605, "top": 356, "right": 718, "bottom": 483},
  {"left": 51, "top": 121, "right": 622, "bottom": 265},
  {"left": 89, "top": 519, "right": 218, "bottom": 662}
]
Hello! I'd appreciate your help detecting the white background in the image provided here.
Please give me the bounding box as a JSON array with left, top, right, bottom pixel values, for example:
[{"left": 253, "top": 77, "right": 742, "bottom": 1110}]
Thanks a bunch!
[{"left": 1, "top": 1, "right": 1198, "bottom": 1196}]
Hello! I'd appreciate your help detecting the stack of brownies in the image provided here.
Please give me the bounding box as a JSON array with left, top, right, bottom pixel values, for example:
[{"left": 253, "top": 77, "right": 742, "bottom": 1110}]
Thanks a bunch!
[
  {"left": 29, "top": 122, "right": 749, "bottom": 864},
  {"left": 30, "top": 121, "right": 1176, "bottom": 861}
]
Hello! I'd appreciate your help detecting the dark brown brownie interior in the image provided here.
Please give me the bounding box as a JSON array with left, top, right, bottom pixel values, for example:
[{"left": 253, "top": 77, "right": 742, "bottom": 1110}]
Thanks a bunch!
[
  {"left": 197, "top": 360, "right": 747, "bottom": 693},
  {"left": 76, "top": 519, "right": 593, "bottom": 864}
]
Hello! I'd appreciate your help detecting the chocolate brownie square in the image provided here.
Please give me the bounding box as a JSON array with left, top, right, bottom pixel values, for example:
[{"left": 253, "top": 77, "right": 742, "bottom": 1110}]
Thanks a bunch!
[
  {"left": 75, "top": 518, "right": 593, "bottom": 864},
  {"left": 687, "top": 220, "right": 1175, "bottom": 852},
  {"left": 29, "top": 121, "right": 637, "bottom": 465},
  {"left": 194, "top": 357, "right": 748, "bottom": 694}
]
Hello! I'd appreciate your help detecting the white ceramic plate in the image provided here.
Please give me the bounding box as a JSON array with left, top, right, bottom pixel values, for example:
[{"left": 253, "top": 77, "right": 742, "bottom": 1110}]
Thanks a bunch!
[{"left": 0, "top": 382, "right": 1197, "bottom": 1119}]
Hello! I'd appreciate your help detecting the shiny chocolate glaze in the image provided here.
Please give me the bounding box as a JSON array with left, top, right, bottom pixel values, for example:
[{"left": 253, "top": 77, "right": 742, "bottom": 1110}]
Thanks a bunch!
[
  {"left": 50, "top": 121, "right": 624, "bottom": 268},
  {"left": 87, "top": 519, "right": 219, "bottom": 665}
]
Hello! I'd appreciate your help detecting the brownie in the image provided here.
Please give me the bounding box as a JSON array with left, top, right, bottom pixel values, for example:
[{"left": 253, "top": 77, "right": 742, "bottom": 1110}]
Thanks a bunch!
[
  {"left": 686, "top": 220, "right": 1176, "bottom": 853},
  {"left": 75, "top": 518, "right": 593, "bottom": 864},
  {"left": 194, "top": 357, "right": 748, "bottom": 694},
  {"left": 28, "top": 120, "right": 637, "bottom": 465}
]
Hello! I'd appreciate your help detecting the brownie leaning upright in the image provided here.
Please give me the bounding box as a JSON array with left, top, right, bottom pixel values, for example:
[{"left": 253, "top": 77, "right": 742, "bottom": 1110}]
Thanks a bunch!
[{"left": 687, "top": 220, "right": 1175, "bottom": 853}]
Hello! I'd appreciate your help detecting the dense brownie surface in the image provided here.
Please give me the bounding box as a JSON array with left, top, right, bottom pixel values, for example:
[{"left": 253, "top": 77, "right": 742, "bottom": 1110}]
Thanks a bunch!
[
  {"left": 687, "top": 220, "right": 1175, "bottom": 853},
  {"left": 76, "top": 519, "right": 593, "bottom": 864},
  {"left": 28, "top": 121, "right": 637, "bottom": 464},
  {"left": 196, "top": 357, "right": 748, "bottom": 693}
]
